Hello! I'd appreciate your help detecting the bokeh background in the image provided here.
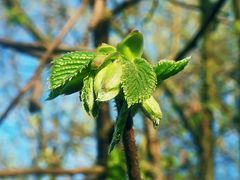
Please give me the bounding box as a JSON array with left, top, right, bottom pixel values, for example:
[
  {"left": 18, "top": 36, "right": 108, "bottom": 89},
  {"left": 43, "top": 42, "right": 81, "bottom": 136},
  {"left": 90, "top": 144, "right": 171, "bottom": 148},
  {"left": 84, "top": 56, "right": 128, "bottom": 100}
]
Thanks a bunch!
[{"left": 0, "top": 0, "right": 239, "bottom": 179}]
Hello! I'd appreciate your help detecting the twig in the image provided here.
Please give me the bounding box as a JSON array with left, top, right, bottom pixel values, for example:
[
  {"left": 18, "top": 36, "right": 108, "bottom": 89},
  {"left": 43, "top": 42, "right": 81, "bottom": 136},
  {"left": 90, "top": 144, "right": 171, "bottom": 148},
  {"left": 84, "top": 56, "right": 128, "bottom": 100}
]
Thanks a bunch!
[
  {"left": 175, "top": 0, "right": 227, "bottom": 60},
  {"left": 0, "top": 166, "right": 105, "bottom": 177},
  {"left": 168, "top": 0, "right": 199, "bottom": 10},
  {"left": 0, "top": 38, "right": 93, "bottom": 59},
  {"left": 112, "top": 0, "right": 142, "bottom": 15},
  {"left": 3, "top": 0, "right": 48, "bottom": 42},
  {"left": 122, "top": 115, "right": 141, "bottom": 180},
  {"left": 161, "top": 0, "right": 227, "bottom": 143},
  {"left": 162, "top": 83, "right": 201, "bottom": 146},
  {"left": 0, "top": 0, "right": 88, "bottom": 124}
]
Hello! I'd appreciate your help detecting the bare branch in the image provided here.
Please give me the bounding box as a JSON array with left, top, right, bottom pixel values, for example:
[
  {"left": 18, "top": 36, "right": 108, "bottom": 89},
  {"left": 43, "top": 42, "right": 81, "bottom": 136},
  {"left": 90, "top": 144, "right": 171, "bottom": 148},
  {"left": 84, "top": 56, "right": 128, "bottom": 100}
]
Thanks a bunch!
[
  {"left": 169, "top": 0, "right": 199, "bottom": 10},
  {"left": 3, "top": 0, "right": 48, "bottom": 42},
  {"left": 112, "top": 0, "right": 142, "bottom": 15},
  {"left": 175, "top": 0, "right": 227, "bottom": 60},
  {"left": 0, "top": 0, "right": 89, "bottom": 124},
  {"left": 0, "top": 38, "right": 93, "bottom": 58},
  {"left": 0, "top": 166, "right": 105, "bottom": 177}
]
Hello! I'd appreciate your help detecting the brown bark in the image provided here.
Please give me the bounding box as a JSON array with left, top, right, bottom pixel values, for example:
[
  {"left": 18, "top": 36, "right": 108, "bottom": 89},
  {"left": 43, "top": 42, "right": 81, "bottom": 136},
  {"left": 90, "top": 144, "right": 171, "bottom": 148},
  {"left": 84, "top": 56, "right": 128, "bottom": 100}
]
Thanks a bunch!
[{"left": 122, "top": 116, "right": 141, "bottom": 180}]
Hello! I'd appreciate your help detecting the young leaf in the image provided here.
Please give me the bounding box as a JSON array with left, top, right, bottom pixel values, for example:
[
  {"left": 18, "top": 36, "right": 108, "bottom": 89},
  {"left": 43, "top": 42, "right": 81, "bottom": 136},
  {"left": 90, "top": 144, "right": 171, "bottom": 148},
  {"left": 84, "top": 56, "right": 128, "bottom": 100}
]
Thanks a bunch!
[
  {"left": 97, "top": 43, "right": 116, "bottom": 55},
  {"left": 154, "top": 57, "right": 190, "bottom": 83},
  {"left": 81, "top": 75, "right": 98, "bottom": 117},
  {"left": 91, "top": 43, "right": 116, "bottom": 70},
  {"left": 121, "top": 58, "right": 156, "bottom": 107},
  {"left": 49, "top": 51, "right": 95, "bottom": 90},
  {"left": 117, "top": 30, "right": 143, "bottom": 61},
  {"left": 109, "top": 102, "right": 129, "bottom": 152},
  {"left": 47, "top": 71, "right": 88, "bottom": 100},
  {"left": 94, "top": 60, "right": 122, "bottom": 102}
]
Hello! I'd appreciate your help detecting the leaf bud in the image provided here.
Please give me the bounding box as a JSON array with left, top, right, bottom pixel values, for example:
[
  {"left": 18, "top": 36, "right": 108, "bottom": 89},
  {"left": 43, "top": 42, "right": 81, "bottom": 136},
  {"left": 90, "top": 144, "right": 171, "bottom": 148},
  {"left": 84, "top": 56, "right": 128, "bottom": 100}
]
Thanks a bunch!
[{"left": 141, "top": 96, "right": 162, "bottom": 129}]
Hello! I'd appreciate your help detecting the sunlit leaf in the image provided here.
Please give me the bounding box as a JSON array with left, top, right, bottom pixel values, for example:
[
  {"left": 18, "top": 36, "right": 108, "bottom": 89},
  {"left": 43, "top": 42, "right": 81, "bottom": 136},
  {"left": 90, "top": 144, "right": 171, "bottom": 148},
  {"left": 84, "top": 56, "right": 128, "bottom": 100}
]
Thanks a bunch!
[
  {"left": 81, "top": 75, "right": 98, "bottom": 117},
  {"left": 91, "top": 43, "right": 117, "bottom": 70},
  {"left": 47, "top": 70, "right": 88, "bottom": 100},
  {"left": 117, "top": 30, "right": 143, "bottom": 61},
  {"left": 155, "top": 57, "right": 190, "bottom": 83},
  {"left": 94, "top": 60, "right": 122, "bottom": 101},
  {"left": 121, "top": 58, "right": 156, "bottom": 107},
  {"left": 49, "top": 51, "right": 95, "bottom": 90}
]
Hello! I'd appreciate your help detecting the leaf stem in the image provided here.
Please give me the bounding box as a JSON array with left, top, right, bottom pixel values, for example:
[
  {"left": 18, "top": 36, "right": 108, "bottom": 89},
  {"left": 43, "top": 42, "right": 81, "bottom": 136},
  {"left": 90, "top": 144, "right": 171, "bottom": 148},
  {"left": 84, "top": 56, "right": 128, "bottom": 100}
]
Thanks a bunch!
[{"left": 122, "top": 114, "right": 141, "bottom": 180}]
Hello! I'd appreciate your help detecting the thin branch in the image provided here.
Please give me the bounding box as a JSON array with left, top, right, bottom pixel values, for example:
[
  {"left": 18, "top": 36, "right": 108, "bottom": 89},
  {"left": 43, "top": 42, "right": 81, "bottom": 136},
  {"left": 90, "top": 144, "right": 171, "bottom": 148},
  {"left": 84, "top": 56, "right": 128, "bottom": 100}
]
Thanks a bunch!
[
  {"left": 169, "top": 0, "right": 200, "bottom": 10},
  {"left": 0, "top": 166, "right": 105, "bottom": 177},
  {"left": 142, "top": 0, "right": 158, "bottom": 25},
  {"left": 168, "top": 0, "right": 231, "bottom": 25},
  {"left": 161, "top": 0, "right": 227, "bottom": 151},
  {"left": 0, "top": 0, "right": 88, "bottom": 124},
  {"left": 162, "top": 84, "right": 200, "bottom": 144},
  {"left": 3, "top": 0, "right": 48, "bottom": 42},
  {"left": 175, "top": 0, "right": 227, "bottom": 60},
  {"left": 112, "top": 0, "right": 142, "bottom": 16},
  {"left": 0, "top": 38, "right": 93, "bottom": 58}
]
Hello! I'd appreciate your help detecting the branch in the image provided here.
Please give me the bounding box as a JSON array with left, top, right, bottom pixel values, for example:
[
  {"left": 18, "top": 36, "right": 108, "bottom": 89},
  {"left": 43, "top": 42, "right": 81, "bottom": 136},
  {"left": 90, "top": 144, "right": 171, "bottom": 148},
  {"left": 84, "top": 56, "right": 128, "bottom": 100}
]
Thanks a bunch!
[
  {"left": 122, "top": 115, "right": 141, "bottom": 180},
  {"left": 162, "top": 83, "right": 200, "bottom": 145},
  {"left": 0, "top": 0, "right": 88, "bottom": 124},
  {"left": 112, "top": 0, "right": 142, "bottom": 16},
  {"left": 169, "top": 0, "right": 199, "bottom": 10},
  {"left": 0, "top": 38, "right": 93, "bottom": 58},
  {"left": 3, "top": 0, "right": 48, "bottom": 42},
  {"left": 175, "top": 0, "right": 227, "bottom": 60},
  {"left": 160, "top": 0, "right": 227, "bottom": 149},
  {"left": 0, "top": 166, "right": 105, "bottom": 177}
]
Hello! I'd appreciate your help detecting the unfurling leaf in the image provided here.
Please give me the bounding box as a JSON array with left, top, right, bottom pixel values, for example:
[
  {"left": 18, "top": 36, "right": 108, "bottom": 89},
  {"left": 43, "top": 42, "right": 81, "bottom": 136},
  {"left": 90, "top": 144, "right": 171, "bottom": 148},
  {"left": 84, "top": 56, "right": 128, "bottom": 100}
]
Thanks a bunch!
[
  {"left": 117, "top": 30, "right": 143, "bottom": 61},
  {"left": 141, "top": 96, "right": 162, "bottom": 129},
  {"left": 49, "top": 51, "right": 94, "bottom": 89},
  {"left": 121, "top": 58, "right": 156, "bottom": 107},
  {"left": 91, "top": 43, "right": 116, "bottom": 70},
  {"left": 81, "top": 75, "right": 98, "bottom": 117},
  {"left": 109, "top": 102, "right": 129, "bottom": 152},
  {"left": 94, "top": 60, "right": 122, "bottom": 101},
  {"left": 97, "top": 43, "right": 116, "bottom": 55},
  {"left": 155, "top": 57, "right": 190, "bottom": 83}
]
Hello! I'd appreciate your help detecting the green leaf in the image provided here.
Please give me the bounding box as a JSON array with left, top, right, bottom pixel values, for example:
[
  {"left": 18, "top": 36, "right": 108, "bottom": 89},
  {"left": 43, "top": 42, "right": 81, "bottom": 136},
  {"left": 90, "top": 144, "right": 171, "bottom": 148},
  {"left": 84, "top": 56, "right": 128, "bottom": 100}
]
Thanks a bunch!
[
  {"left": 97, "top": 43, "right": 116, "bottom": 55},
  {"left": 94, "top": 60, "right": 122, "bottom": 102},
  {"left": 109, "top": 102, "right": 129, "bottom": 153},
  {"left": 91, "top": 43, "right": 117, "bottom": 70},
  {"left": 47, "top": 71, "right": 87, "bottom": 100},
  {"left": 117, "top": 30, "right": 143, "bottom": 61},
  {"left": 121, "top": 58, "right": 156, "bottom": 107},
  {"left": 155, "top": 57, "right": 190, "bottom": 83},
  {"left": 81, "top": 75, "right": 98, "bottom": 117},
  {"left": 49, "top": 51, "right": 95, "bottom": 90}
]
